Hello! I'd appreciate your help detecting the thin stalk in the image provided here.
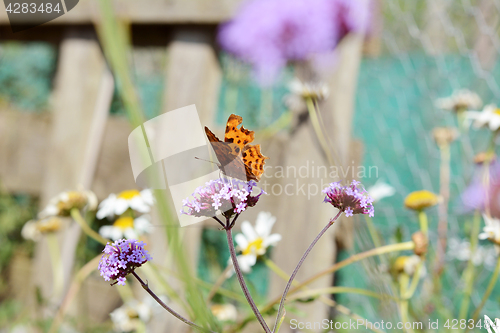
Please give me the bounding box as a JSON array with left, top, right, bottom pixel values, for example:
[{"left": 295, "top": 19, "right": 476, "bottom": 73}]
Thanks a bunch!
[
  {"left": 305, "top": 96, "right": 336, "bottom": 166},
  {"left": 365, "top": 214, "right": 383, "bottom": 249},
  {"left": 152, "top": 263, "right": 246, "bottom": 303},
  {"left": 207, "top": 265, "right": 233, "bottom": 302},
  {"left": 231, "top": 241, "right": 415, "bottom": 333},
  {"left": 132, "top": 271, "right": 214, "bottom": 333},
  {"left": 286, "top": 287, "right": 396, "bottom": 302},
  {"left": 458, "top": 211, "right": 481, "bottom": 321},
  {"left": 399, "top": 274, "right": 415, "bottom": 333},
  {"left": 225, "top": 228, "right": 271, "bottom": 333},
  {"left": 435, "top": 142, "right": 450, "bottom": 276},
  {"left": 46, "top": 233, "right": 64, "bottom": 300},
  {"left": 403, "top": 262, "right": 424, "bottom": 299},
  {"left": 418, "top": 211, "right": 428, "bottom": 237},
  {"left": 270, "top": 241, "right": 415, "bottom": 310},
  {"left": 469, "top": 255, "right": 500, "bottom": 326},
  {"left": 70, "top": 208, "right": 109, "bottom": 245},
  {"left": 140, "top": 263, "right": 192, "bottom": 317},
  {"left": 273, "top": 211, "right": 342, "bottom": 332},
  {"left": 48, "top": 255, "right": 101, "bottom": 333},
  {"left": 264, "top": 258, "right": 385, "bottom": 333}
]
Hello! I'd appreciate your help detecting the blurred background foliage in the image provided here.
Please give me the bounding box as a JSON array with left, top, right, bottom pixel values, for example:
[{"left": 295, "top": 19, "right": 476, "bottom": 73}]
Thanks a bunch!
[{"left": 1, "top": 0, "right": 500, "bottom": 330}]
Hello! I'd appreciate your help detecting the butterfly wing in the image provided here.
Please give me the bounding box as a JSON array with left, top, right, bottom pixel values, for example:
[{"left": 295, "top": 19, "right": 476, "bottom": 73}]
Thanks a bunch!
[
  {"left": 224, "top": 114, "right": 255, "bottom": 149},
  {"left": 242, "top": 144, "right": 269, "bottom": 181},
  {"left": 205, "top": 126, "right": 247, "bottom": 181}
]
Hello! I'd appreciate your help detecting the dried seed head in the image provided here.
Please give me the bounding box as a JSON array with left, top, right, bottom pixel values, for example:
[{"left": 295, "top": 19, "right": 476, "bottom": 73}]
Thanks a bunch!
[{"left": 412, "top": 231, "right": 428, "bottom": 256}]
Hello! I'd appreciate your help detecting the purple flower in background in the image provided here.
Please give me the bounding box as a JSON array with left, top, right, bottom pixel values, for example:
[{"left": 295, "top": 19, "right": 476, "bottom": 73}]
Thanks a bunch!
[
  {"left": 323, "top": 180, "right": 374, "bottom": 217},
  {"left": 98, "top": 239, "right": 152, "bottom": 286},
  {"left": 461, "top": 160, "right": 500, "bottom": 218},
  {"left": 181, "top": 178, "right": 265, "bottom": 219},
  {"left": 218, "top": 0, "right": 372, "bottom": 84}
]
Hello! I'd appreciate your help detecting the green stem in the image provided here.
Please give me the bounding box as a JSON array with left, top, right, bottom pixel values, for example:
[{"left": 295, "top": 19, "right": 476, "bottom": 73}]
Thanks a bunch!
[
  {"left": 207, "top": 265, "right": 232, "bottom": 302},
  {"left": 418, "top": 211, "right": 428, "bottom": 237},
  {"left": 469, "top": 255, "right": 500, "bottom": 326},
  {"left": 132, "top": 272, "right": 214, "bottom": 333},
  {"left": 46, "top": 233, "right": 64, "bottom": 300},
  {"left": 365, "top": 214, "right": 383, "bottom": 249},
  {"left": 403, "top": 262, "right": 424, "bottom": 299},
  {"left": 305, "top": 96, "right": 337, "bottom": 166},
  {"left": 70, "top": 208, "right": 109, "bottom": 245},
  {"left": 49, "top": 255, "right": 101, "bottom": 333},
  {"left": 459, "top": 211, "right": 481, "bottom": 322},
  {"left": 262, "top": 241, "right": 415, "bottom": 316},
  {"left": 225, "top": 228, "right": 271, "bottom": 333},
  {"left": 273, "top": 211, "right": 342, "bottom": 332},
  {"left": 263, "top": 258, "right": 385, "bottom": 333},
  {"left": 286, "top": 286, "right": 396, "bottom": 302},
  {"left": 436, "top": 142, "right": 450, "bottom": 276},
  {"left": 399, "top": 274, "right": 415, "bottom": 333}
]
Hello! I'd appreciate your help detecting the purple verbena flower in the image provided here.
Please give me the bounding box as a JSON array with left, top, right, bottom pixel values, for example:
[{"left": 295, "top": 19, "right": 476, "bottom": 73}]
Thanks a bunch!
[
  {"left": 181, "top": 178, "right": 265, "bottom": 219},
  {"left": 218, "top": 0, "right": 372, "bottom": 84},
  {"left": 98, "top": 239, "right": 152, "bottom": 286},
  {"left": 461, "top": 160, "right": 500, "bottom": 218},
  {"left": 323, "top": 180, "right": 374, "bottom": 217}
]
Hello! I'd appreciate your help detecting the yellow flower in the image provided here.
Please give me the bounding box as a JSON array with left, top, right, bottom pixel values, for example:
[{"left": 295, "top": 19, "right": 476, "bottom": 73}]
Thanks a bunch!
[{"left": 404, "top": 190, "right": 439, "bottom": 211}]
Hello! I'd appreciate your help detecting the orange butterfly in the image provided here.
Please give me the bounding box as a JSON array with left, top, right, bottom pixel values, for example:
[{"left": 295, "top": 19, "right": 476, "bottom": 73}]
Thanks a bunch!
[{"left": 205, "top": 114, "right": 269, "bottom": 182}]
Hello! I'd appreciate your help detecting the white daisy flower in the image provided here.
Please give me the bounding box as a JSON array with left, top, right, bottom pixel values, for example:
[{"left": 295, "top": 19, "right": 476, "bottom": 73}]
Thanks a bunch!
[
  {"left": 289, "top": 78, "right": 329, "bottom": 100},
  {"left": 39, "top": 190, "right": 97, "bottom": 218},
  {"left": 21, "top": 217, "right": 65, "bottom": 241},
  {"left": 97, "top": 189, "right": 154, "bottom": 220},
  {"left": 99, "top": 215, "right": 153, "bottom": 241},
  {"left": 284, "top": 78, "right": 329, "bottom": 112},
  {"left": 367, "top": 181, "right": 396, "bottom": 203},
  {"left": 110, "top": 296, "right": 167, "bottom": 332},
  {"left": 228, "top": 212, "right": 281, "bottom": 274},
  {"left": 465, "top": 104, "right": 500, "bottom": 131},
  {"left": 110, "top": 300, "right": 151, "bottom": 332},
  {"left": 211, "top": 303, "right": 238, "bottom": 322},
  {"left": 435, "top": 89, "right": 482, "bottom": 112},
  {"left": 479, "top": 214, "right": 500, "bottom": 247}
]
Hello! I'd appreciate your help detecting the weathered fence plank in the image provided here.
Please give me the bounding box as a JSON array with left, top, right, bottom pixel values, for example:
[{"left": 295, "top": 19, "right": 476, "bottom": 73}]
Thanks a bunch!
[{"left": 33, "top": 33, "right": 114, "bottom": 307}]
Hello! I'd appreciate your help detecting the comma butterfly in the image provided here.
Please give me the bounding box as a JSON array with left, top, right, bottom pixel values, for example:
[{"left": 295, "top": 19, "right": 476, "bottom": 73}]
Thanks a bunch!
[{"left": 205, "top": 114, "right": 269, "bottom": 182}]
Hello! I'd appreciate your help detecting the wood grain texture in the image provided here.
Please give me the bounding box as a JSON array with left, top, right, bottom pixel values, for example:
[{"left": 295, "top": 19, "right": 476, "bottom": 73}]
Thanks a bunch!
[
  {"left": 33, "top": 35, "right": 113, "bottom": 307},
  {"left": 0, "top": 0, "right": 243, "bottom": 24}
]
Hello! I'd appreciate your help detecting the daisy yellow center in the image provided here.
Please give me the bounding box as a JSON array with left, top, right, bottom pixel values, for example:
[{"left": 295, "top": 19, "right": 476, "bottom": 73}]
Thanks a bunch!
[
  {"left": 118, "top": 190, "right": 141, "bottom": 200},
  {"left": 113, "top": 217, "right": 134, "bottom": 230},
  {"left": 494, "top": 109, "right": 500, "bottom": 116},
  {"left": 242, "top": 238, "right": 264, "bottom": 255}
]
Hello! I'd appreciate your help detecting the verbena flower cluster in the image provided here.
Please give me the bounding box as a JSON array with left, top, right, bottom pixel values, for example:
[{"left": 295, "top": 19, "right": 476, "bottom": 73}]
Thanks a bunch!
[
  {"left": 323, "top": 180, "right": 374, "bottom": 217},
  {"left": 98, "top": 239, "right": 152, "bottom": 286},
  {"left": 218, "top": 0, "right": 372, "bottom": 84},
  {"left": 181, "top": 178, "right": 265, "bottom": 219}
]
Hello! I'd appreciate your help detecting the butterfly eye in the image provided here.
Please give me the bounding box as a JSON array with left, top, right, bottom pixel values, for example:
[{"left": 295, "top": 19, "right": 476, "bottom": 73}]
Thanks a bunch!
[{"left": 235, "top": 147, "right": 240, "bottom": 154}]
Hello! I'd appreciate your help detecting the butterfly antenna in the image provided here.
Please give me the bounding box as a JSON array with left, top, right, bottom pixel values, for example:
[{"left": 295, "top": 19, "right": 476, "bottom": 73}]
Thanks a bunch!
[{"left": 194, "top": 156, "right": 221, "bottom": 167}]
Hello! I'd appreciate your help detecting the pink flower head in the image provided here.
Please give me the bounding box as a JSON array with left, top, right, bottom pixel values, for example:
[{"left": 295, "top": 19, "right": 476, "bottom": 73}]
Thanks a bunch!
[
  {"left": 323, "top": 180, "right": 374, "bottom": 217},
  {"left": 218, "top": 0, "right": 372, "bottom": 84},
  {"left": 461, "top": 160, "right": 500, "bottom": 218},
  {"left": 98, "top": 239, "right": 152, "bottom": 286},
  {"left": 181, "top": 178, "right": 265, "bottom": 219}
]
